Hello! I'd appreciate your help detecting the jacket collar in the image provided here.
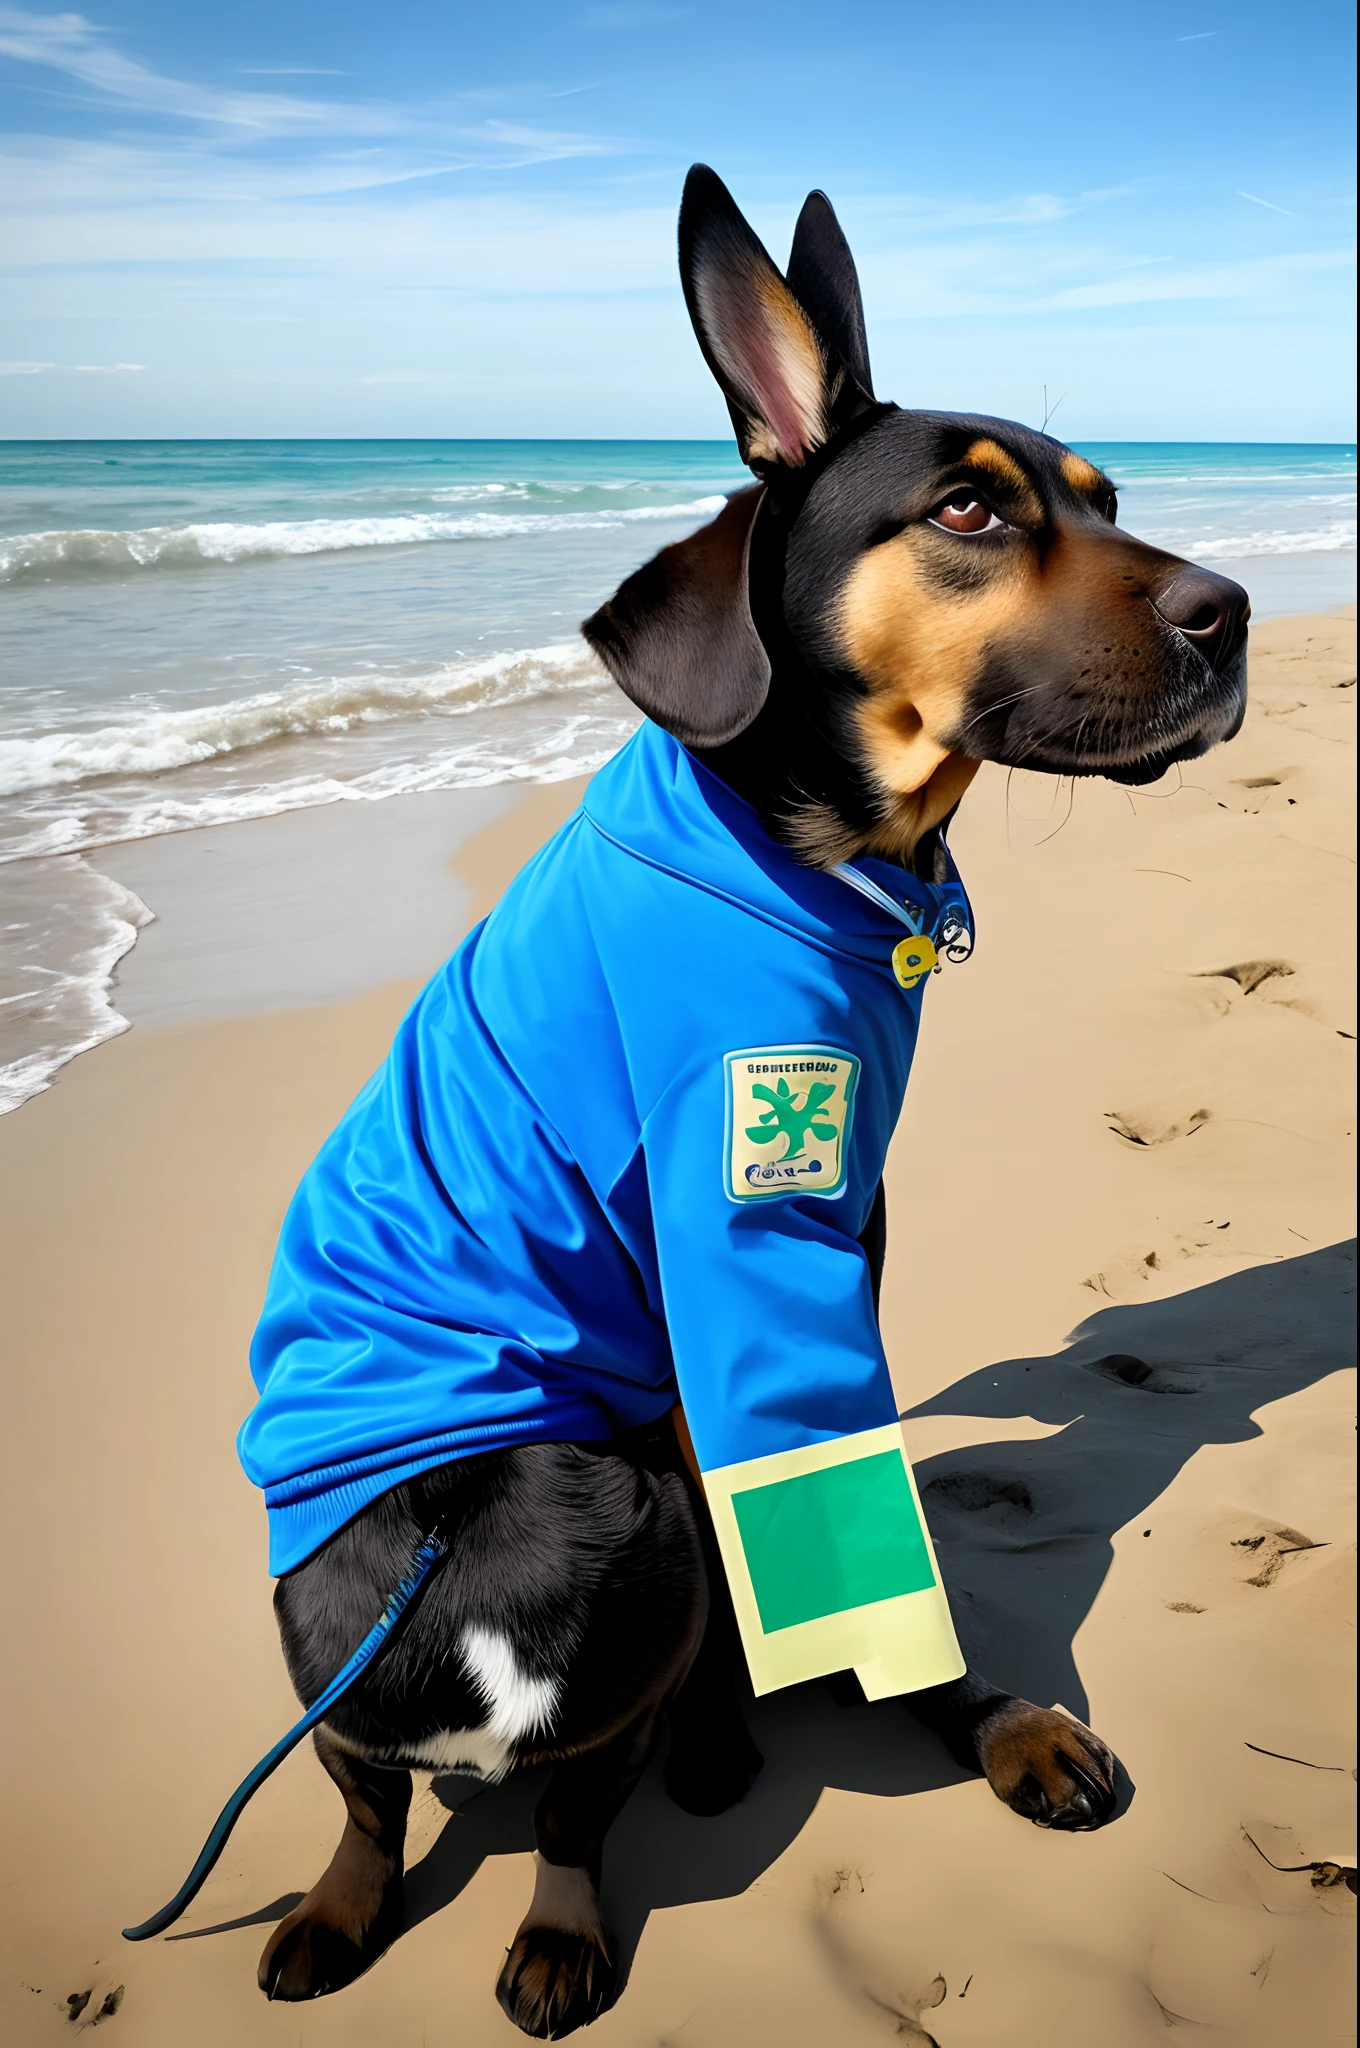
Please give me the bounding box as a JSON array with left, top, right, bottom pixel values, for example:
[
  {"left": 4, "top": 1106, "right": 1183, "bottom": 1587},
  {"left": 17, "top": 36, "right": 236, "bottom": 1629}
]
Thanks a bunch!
[{"left": 583, "top": 721, "right": 972, "bottom": 969}]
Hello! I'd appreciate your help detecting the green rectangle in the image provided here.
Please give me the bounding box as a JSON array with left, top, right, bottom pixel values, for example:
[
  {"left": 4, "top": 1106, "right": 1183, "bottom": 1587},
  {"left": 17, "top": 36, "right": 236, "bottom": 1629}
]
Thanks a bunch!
[{"left": 730, "top": 1450, "right": 936, "bottom": 1634}]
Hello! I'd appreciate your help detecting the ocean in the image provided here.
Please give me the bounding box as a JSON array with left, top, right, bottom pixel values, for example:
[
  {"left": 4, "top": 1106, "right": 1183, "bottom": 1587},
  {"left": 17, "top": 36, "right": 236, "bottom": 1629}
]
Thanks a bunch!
[{"left": 1, "top": 437, "right": 1355, "bottom": 1114}]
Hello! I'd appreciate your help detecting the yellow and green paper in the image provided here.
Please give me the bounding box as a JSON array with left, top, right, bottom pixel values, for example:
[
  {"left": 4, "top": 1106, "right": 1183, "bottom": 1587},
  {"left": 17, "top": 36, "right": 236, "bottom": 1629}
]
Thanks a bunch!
[{"left": 700, "top": 1421, "right": 965, "bottom": 1699}]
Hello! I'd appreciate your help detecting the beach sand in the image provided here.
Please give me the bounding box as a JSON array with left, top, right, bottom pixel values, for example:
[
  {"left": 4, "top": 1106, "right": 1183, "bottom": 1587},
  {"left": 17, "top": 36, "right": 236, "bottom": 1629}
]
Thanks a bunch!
[{"left": 0, "top": 611, "right": 1353, "bottom": 2046}]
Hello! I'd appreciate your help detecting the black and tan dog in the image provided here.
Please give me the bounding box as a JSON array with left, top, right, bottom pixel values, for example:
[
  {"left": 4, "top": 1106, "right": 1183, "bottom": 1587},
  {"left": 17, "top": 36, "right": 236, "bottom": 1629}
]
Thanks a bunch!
[{"left": 257, "top": 167, "right": 1248, "bottom": 2035}]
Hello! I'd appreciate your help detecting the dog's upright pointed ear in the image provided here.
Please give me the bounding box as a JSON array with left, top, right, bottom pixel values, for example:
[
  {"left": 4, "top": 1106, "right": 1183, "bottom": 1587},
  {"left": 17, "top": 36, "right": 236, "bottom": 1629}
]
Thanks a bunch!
[
  {"left": 582, "top": 484, "right": 769, "bottom": 747},
  {"left": 679, "top": 164, "right": 836, "bottom": 473},
  {"left": 786, "top": 189, "right": 874, "bottom": 403},
  {"left": 583, "top": 171, "right": 878, "bottom": 748}
]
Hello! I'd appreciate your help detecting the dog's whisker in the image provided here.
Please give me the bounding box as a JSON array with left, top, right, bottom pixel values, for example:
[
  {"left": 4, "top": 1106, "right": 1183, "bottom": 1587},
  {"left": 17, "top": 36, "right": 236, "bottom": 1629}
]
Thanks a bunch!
[
  {"left": 957, "top": 681, "right": 1051, "bottom": 745},
  {"left": 1034, "top": 775, "right": 1077, "bottom": 846}
]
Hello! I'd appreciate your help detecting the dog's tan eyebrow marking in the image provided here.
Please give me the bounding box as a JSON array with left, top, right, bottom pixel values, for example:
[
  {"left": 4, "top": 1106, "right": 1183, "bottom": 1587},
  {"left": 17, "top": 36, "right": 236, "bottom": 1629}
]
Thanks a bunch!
[
  {"left": 834, "top": 527, "right": 1029, "bottom": 848},
  {"left": 959, "top": 439, "right": 1043, "bottom": 519},
  {"left": 1061, "top": 452, "right": 1108, "bottom": 496}
]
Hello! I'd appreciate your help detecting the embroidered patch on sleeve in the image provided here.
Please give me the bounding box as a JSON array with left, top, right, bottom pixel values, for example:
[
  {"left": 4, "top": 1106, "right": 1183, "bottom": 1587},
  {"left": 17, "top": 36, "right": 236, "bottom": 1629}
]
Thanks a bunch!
[{"left": 724, "top": 1045, "right": 860, "bottom": 1202}]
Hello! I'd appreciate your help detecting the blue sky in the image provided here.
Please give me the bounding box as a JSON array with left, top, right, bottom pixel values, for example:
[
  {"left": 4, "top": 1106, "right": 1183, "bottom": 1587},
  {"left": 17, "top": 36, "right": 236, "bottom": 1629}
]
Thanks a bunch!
[{"left": 0, "top": 0, "right": 1354, "bottom": 440}]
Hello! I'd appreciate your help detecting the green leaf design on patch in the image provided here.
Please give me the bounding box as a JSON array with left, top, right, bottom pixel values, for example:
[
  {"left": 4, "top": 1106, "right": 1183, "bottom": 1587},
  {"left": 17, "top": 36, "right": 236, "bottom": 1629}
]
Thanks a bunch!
[{"left": 745, "top": 1077, "right": 840, "bottom": 1160}]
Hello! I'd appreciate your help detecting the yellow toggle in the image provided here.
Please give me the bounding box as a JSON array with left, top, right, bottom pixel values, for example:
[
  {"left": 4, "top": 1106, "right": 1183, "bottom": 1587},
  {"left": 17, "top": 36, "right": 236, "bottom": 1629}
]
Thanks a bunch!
[{"left": 891, "top": 934, "right": 938, "bottom": 989}]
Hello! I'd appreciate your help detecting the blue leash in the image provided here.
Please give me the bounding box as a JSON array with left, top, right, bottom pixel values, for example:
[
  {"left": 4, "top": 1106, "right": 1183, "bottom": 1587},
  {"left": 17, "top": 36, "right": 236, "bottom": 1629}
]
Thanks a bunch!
[{"left": 122, "top": 1533, "right": 448, "bottom": 1942}]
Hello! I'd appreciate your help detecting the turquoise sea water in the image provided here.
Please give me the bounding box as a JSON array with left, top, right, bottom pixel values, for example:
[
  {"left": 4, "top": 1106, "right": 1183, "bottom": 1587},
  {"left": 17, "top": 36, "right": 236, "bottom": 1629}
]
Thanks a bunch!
[{"left": 0, "top": 438, "right": 1354, "bottom": 1111}]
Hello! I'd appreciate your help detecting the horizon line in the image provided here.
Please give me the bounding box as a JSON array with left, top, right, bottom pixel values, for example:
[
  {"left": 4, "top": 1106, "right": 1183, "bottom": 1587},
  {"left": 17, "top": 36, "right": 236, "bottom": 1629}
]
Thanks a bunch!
[{"left": 1, "top": 434, "right": 1356, "bottom": 449}]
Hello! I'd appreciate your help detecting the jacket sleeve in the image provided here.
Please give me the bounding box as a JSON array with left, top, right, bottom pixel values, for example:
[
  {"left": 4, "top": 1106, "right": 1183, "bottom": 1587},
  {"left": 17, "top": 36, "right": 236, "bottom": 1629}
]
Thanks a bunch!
[
  {"left": 637, "top": 1028, "right": 964, "bottom": 1707},
  {"left": 638, "top": 1038, "right": 898, "bottom": 1476}
]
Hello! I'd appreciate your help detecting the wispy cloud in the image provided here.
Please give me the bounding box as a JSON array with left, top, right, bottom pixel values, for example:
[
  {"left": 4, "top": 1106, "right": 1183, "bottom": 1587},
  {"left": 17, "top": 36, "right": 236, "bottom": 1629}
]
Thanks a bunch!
[
  {"left": 1177, "top": 30, "right": 1220, "bottom": 40},
  {"left": 847, "top": 185, "right": 1141, "bottom": 234},
  {"left": 477, "top": 119, "right": 618, "bottom": 163},
  {"left": 0, "top": 5, "right": 621, "bottom": 158},
  {"left": 1237, "top": 188, "right": 1294, "bottom": 216},
  {"left": 0, "top": 137, "right": 441, "bottom": 205},
  {"left": 1047, "top": 247, "right": 1351, "bottom": 308},
  {"left": 0, "top": 4, "right": 373, "bottom": 131},
  {"left": 0, "top": 358, "right": 144, "bottom": 373},
  {"left": 0, "top": 130, "right": 624, "bottom": 211}
]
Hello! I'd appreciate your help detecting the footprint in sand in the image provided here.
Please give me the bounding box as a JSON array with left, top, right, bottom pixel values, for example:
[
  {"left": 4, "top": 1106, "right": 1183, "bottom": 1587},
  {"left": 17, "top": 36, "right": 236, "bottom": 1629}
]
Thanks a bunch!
[
  {"left": 1104, "top": 1106, "right": 1211, "bottom": 1147},
  {"left": 1081, "top": 1353, "right": 1202, "bottom": 1395},
  {"left": 1223, "top": 768, "right": 1300, "bottom": 814},
  {"left": 1082, "top": 1225, "right": 1235, "bottom": 1299},
  {"left": 62, "top": 1982, "right": 123, "bottom": 2029},
  {"left": 1192, "top": 958, "right": 1334, "bottom": 1030},
  {"left": 1198, "top": 959, "right": 1295, "bottom": 998},
  {"left": 1232, "top": 1525, "right": 1326, "bottom": 1589},
  {"left": 812, "top": 1881, "right": 948, "bottom": 2045},
  {"left": 921, "top": 1471, "right": 1037, "bottom": 1525}
]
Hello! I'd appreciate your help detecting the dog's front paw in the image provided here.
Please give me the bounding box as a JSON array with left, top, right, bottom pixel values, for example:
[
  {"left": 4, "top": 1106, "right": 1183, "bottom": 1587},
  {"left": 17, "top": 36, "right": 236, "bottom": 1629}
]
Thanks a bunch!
[
  {"left": 496, "top": 1924, "right": 618, "bottom": 2038},
  {"left": 975, "top": 1700, "right": 1117, "bottom": 1831},
  {"left": 257, "top": 1878, "right": 402, "bottom": 2001}
]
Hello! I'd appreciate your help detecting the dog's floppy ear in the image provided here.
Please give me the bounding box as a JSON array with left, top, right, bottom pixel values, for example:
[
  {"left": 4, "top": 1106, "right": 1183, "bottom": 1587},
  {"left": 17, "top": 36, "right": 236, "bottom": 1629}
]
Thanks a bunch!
[
  {"left": 582, "top": 485, "right": 769, "bottom": 747},
  {"left": 679, "top": 164, "right": 835, "bottom": 473},
  {"left": 786, "top": 189, "right": 874, "bottom": 403}
]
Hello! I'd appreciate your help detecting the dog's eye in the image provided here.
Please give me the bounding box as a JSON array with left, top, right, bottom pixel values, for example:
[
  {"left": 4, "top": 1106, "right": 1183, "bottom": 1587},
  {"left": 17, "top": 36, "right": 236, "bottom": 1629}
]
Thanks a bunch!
[
  {"left": 928, "top": 493, "right": 1003, "bottom": 535},
  {"left": 1100, "top": 490, "right": 1119, "bottom": 525}
]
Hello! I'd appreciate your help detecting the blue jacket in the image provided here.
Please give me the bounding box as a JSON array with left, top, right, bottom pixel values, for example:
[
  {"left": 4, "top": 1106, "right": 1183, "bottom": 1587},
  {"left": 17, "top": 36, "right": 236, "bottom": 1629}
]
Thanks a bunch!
[{"left": 240, "top": 722, "right": 972, "bottom": 1576}]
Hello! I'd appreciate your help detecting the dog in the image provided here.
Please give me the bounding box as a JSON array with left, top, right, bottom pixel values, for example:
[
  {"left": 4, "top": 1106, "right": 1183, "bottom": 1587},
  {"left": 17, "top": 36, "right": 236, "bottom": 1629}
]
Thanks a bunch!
[{"left": 246, "top": 166, "right": 1248, "bottom": 2036}]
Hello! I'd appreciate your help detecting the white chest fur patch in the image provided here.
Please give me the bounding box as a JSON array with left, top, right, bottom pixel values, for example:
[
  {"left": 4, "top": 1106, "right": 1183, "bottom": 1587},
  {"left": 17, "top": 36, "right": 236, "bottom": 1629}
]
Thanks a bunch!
[{"left": 405, "top": 1627, "right": 561, "bottom": 1783}]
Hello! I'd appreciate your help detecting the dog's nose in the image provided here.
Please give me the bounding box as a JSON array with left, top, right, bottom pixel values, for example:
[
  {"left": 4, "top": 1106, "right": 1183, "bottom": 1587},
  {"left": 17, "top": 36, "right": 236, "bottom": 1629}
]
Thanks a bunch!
[{"left": 1152, "top": 565, "right": 1250, "bottom": 670}]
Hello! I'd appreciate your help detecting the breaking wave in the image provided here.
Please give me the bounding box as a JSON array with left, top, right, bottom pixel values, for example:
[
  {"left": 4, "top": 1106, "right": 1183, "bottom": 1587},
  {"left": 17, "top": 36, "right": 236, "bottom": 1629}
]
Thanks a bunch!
[
  {"left": 1172, "top": 521, "right": 1357, "bottom": 560},
  {"left": 0, "top": 641, "right": 606, "bottom": 798},
  {"left": 0, "top": 497, "right": 729, "bottom": 586}
]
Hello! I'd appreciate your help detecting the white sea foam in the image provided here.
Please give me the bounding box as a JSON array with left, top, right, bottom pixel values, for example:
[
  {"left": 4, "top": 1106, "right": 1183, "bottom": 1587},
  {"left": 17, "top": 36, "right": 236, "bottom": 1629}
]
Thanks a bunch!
[
  {"left": 0, "top": 497, "right": 729, "bottom": 585},
  {"left": 0, "top": 641, "right": 606, "bottom": 799},
  {"left": 1, "top": 714, "right": 636, "bottom": 864},
  {"left": 0, "top": 856, "right": 153, "bottom": 1116},
  {"left": 1171, "top": 521, "right": 1357, "bottom": 560}
]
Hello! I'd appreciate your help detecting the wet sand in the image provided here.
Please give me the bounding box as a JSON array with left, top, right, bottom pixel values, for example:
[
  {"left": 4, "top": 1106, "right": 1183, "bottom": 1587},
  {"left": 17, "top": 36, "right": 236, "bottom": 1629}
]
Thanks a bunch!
[{"left": 0, "top": 611, "right": 1353, "bottom": 2045}]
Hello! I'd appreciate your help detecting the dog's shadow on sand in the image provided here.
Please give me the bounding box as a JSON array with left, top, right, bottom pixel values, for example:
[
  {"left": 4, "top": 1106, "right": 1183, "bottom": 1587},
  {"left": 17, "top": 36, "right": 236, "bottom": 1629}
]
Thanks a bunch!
[{"left": 396, "top": 1241, "right": 1354, "bottom": 1978}]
